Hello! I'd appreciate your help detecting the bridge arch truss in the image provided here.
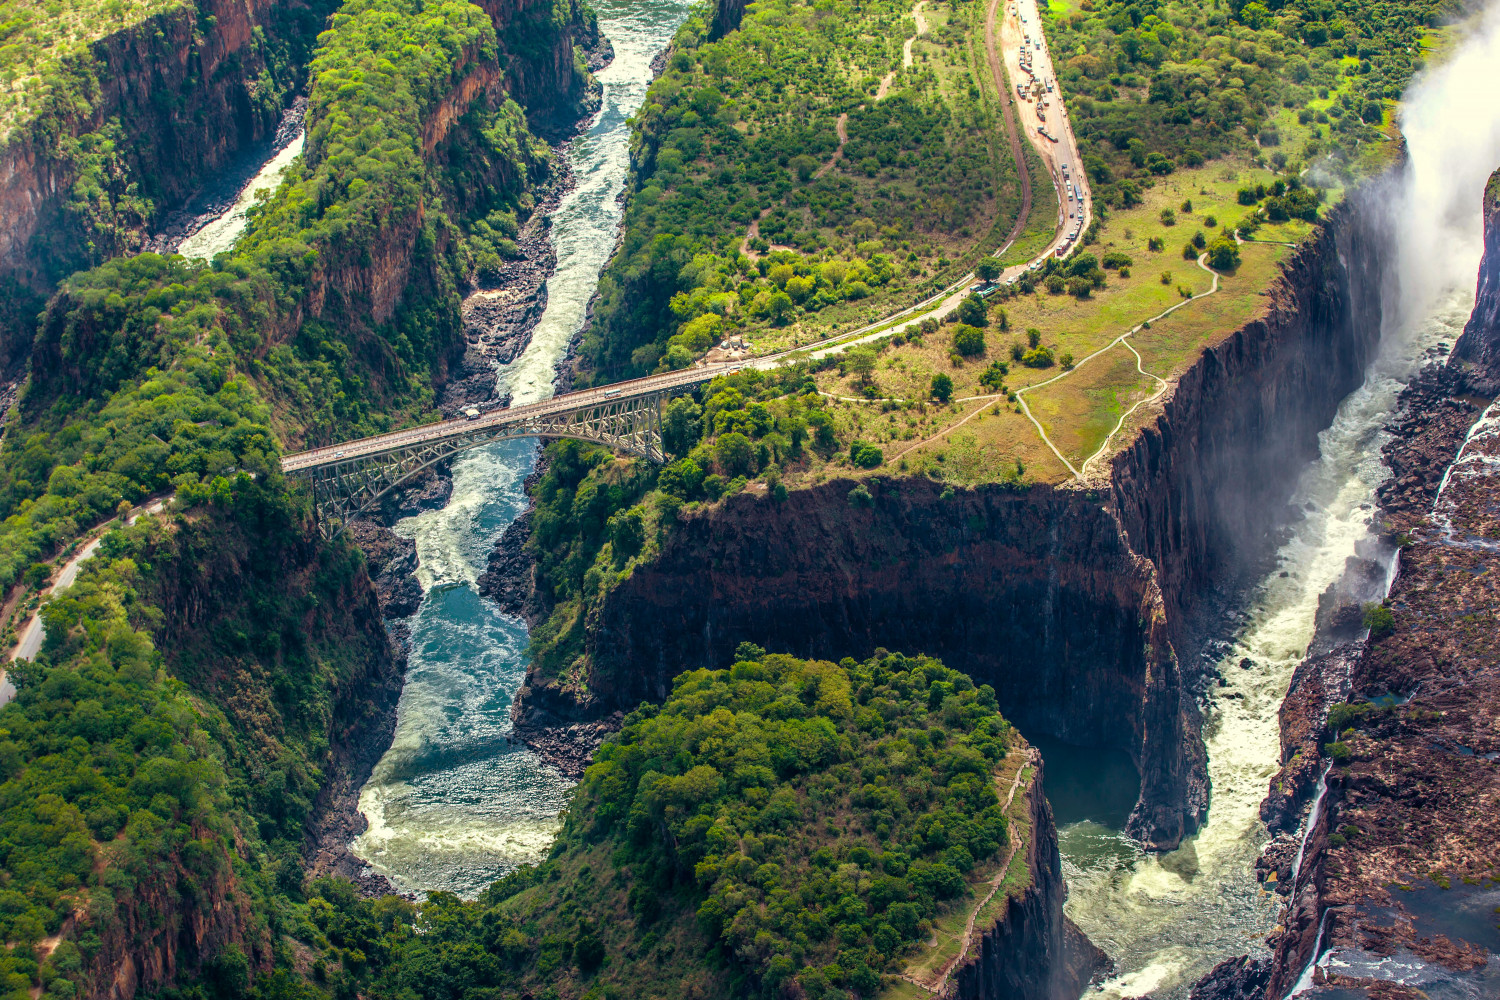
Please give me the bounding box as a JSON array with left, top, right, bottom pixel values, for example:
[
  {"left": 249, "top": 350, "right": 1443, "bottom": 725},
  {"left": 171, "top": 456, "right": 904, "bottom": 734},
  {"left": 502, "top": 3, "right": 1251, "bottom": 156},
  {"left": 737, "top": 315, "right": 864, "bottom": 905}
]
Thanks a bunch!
[{"left": 288, "top": 391, "right": 667, "bottom": 538}]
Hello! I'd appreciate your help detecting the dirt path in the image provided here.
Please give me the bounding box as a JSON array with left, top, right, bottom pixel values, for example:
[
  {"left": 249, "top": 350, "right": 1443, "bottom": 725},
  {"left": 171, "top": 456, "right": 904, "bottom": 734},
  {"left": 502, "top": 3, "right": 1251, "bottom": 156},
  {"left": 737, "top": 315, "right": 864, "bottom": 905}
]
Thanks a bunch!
[
  {"left": 985, "top": 0, "right": 1033, "bottom": 259},
  {"left": 1015, "top": 253, "right": 1222, "bottom": 479},
  {"left": 900, "top": 746, "right": 1039, "bottom": 995},
  {"left": 877, "top": 1, "right": 926, "bottom": 100},
  {"left": 741, "top": 113, "right": 848, "bottom": 258}
]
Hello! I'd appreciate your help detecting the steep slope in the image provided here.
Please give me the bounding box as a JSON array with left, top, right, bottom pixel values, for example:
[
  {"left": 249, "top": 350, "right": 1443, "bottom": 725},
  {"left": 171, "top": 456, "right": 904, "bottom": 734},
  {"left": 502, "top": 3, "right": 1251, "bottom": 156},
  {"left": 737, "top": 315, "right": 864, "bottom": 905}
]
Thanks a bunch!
[
  {"left": 0, "top": 0, "right": 597, "bottom": 993},
  {"left": 502, "top": 195, "right": 1389, "bottom": 852},
  {"left": 1260, "top": 170, "right": 1500, "bottom": 1000},
  {"left": 0, "top": 0, "right": 334, "bottom": 374},
  {"left": 303, "top": 651, "right": 1104, "bottom": 1000}
]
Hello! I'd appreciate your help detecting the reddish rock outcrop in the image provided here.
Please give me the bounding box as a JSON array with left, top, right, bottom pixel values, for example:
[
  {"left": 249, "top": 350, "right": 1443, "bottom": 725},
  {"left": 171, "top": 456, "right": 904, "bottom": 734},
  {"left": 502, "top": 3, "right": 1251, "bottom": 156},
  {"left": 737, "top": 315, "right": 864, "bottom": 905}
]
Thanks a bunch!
[
  {"left": 1260, "top": 171, "right": 1500, "bottom": 1000},
  {"left": 0, "top": 0, "right": 329, "bottom": 371}
]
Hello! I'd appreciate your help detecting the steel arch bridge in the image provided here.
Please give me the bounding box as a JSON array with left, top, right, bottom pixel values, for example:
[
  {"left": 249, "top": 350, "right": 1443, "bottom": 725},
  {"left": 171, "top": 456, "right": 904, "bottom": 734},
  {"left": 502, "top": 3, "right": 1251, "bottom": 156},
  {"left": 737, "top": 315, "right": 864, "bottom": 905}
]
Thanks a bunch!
[{"left": 282, "top": 365, "right": 738, "bottom": 538}]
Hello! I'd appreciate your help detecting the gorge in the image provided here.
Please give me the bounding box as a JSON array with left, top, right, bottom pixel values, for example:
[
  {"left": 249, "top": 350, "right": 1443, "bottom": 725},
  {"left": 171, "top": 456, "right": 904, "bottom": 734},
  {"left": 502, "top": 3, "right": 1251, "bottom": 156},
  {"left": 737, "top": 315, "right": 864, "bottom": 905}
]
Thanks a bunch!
[{"left": 2, "top": 0, "right": 1499, "bottom": 995}]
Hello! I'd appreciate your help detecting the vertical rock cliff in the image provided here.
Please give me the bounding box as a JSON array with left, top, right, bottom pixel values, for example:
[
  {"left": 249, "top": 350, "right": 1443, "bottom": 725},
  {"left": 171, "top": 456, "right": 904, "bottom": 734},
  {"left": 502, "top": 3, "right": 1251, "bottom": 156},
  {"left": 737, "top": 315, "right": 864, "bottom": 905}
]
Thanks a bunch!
[
  {"left": 1257, "top": 170, "right": 1500, "bottom": 1000},
  {"left": 519, "top": 475, "right": 1207, "bottom": 851},
  {"left": 953, "top": 758, "right": 1108, "bottom": 1000},
  {"left": 1454, "top": 169, "right": 1500, "bottom": 389},
  {"left": 1107, "top": 197, "right": 1388, "bottom": 652},
  {"left": 509, "top": 194, "right": 1391, "bottom": 854},
  {"left": 0, "top": 0, "right": 334, "bottom": 372}
]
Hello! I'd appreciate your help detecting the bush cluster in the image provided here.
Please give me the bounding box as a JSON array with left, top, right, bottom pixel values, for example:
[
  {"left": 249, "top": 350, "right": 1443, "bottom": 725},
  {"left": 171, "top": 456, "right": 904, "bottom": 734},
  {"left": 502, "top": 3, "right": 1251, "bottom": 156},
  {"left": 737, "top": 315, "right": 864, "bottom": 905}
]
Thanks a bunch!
[
  {"left": 582, "top": 0, "right": 1018, "bottom": 380},
  {"left": 306, "top": 650, "right": 1017, "bottom": 999},
  {"left": 1046, "top": 0, "right": 1442, "bottom": 204}
]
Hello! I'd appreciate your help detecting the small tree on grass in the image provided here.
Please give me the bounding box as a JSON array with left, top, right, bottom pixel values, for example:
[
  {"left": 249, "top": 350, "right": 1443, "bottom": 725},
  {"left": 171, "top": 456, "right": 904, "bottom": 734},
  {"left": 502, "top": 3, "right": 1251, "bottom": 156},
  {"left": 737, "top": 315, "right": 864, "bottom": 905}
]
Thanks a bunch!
[
  {"left": 957, "top": 294, "right": 988, "bottom": 326},
  {"left": 931, "top": 373, "right": 953, "bottom": 402},
  {"left": 849, "top": 441, "right": 884, "bottom": 468},
  {"left": 976, "top": 257, "right": 1003, "bottom": 282},
  {"left": 952, "top": 324, "right": 985, "bottom": 356},
  {"left": 1207, "top": 234, "right": 1241, "bottom": 271},
  {"left": 846, "top": 346, "right": 877, "bottom": 386},
  {"left": 978, "top": 360, "right": 1008, "bottom": 391}
]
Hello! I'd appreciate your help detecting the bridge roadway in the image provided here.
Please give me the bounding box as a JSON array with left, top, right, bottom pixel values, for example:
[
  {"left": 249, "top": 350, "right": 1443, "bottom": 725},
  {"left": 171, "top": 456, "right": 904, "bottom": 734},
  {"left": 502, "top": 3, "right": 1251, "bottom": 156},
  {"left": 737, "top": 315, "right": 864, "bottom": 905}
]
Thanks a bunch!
[
  {"left": 282, "top": 0, "right": 1091, "bottom": 479},
  {"left": 280, "top": 360, "right": 756, "bottom": 473}
]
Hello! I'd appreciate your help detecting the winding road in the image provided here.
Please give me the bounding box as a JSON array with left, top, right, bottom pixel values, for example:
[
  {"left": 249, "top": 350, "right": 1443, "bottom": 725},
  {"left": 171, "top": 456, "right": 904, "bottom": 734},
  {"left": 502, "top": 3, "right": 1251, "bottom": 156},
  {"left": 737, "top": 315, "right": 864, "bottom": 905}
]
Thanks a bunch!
[{"left": 281, "top": 0, "right": 1095, "bottom": 480}]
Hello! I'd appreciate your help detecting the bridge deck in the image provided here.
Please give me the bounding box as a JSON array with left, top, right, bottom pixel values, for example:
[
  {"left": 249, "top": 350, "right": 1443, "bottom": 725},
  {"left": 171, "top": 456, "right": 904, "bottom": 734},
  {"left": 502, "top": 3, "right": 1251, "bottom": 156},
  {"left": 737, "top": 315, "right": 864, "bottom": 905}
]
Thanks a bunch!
[{"left": 281, "top": 362, "right": 741, "bottom": 473}]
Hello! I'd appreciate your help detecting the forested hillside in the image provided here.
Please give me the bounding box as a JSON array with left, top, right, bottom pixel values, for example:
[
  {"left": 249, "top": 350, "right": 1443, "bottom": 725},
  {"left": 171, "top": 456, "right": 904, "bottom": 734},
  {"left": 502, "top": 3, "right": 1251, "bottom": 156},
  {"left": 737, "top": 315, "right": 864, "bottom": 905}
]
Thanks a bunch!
[
  {"left": 0, "top": 0, "right": 338, "bottom": 372},
  {"left": 305, "top": 649, "right": 1027, "bottom": 1000},
  {"left": 0, "top": 0, "right": 595, "bottom": 993},
  {"left": 1043, "top": 0, "right": 1445, "bottom": 209},
  {"left": 580, "top": 0, "right": 1030, "bottom": 382}
]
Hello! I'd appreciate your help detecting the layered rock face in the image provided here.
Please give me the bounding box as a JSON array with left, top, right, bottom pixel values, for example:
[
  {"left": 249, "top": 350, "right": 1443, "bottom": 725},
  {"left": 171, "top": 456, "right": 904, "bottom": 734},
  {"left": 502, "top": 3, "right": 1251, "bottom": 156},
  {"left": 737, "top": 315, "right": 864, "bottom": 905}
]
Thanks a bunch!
[
  {"left": 1107, "top": 198, "right": 1387, "bottom": 649},
  {"left": 525, "top": 476, "right": 1207, "bottom": 851},
  {"left": 0, "top": 0, "right": 329, "bottom": 371},
  {"left": 1260, "top": 172, "right": 1500, "bottom": 999},
  {"left": 954, "top": 759, "right": 1109, "bottom": 1000},
  {"left": 509, "top": 195, "right": 1391, "bottom": 854},
  {"left": 1455, "top": 170, "right": 1500, "bottom": 389}
]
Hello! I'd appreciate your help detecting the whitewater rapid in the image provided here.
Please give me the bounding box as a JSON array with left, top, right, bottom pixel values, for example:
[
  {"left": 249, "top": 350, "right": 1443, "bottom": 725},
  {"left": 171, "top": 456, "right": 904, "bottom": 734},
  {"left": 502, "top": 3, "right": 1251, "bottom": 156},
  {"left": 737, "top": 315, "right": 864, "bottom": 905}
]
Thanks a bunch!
[
  {"left": 1061, "top": 4, "right": 1500, "bottom": 994},
  {"left": 349, "top": 0, "right": 693, "bottom": 897},
  {"left": 177, "top": 130, "right": 305, "bottom": 259}
]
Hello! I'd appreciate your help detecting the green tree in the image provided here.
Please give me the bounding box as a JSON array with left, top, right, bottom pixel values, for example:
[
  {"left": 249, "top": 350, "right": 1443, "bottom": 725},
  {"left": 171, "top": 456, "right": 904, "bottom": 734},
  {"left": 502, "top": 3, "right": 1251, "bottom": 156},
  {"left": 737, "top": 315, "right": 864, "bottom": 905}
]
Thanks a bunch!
[
  {"left": 1207, "top": 234, "right": 1241, "bottom": 271},
  {"left": 1361, "top": 603, "right": 1395, "bottom": 639},
  {"left": 952, "top": 325, "right": 985, "bottom": 356},
  {"left": 715, "top": 432, "right": 756, "bottom": 477},
  {"left": 850, "top": 441, "right": 883, "bottom": 468},
  {"left": 956, "top": 294, "right": 988, "bottom": 326},
  {"left": 975, "top": 258, "right": 1003, "bottom": 282},
  {"left": 846, "top": 346, "right": 877, "bottom": 386},
  {"left": 767, "top": 291, "right": 795, "bottom": 323},
  {"left": 931, "top": 373, "right": 953, "bottom": 402}
]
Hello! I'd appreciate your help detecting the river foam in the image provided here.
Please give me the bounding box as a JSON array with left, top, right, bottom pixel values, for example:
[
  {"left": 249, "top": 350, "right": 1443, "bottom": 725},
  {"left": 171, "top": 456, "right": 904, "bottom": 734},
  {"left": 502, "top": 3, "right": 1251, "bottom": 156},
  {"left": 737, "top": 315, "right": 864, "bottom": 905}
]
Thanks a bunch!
[
  {"left": 1061, "top": 4, "right": 1500, "bottom": 992},
  {"left": 349, "top": 0, "right": 693, "bottom": 897}
]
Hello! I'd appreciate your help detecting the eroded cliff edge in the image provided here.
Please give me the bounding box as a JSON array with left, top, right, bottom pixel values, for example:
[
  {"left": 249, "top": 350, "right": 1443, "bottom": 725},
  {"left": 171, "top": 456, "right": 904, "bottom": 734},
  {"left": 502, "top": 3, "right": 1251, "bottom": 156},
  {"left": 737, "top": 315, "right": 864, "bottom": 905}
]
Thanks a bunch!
[
  {"left": 500, "top": 193, "right": 1391, "bottom": 854},
  {"left": 1254, "top": 171, "right": 1500, "bottom": 1000}
]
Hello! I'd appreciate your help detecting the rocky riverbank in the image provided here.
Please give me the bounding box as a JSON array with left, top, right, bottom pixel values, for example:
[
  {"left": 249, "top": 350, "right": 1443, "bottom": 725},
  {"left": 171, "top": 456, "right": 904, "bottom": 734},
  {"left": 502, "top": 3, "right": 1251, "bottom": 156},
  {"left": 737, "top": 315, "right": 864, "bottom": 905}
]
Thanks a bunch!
[
  {"left": 1249, "top": 171, "right": 1500, "bottom": 1000},
  {"left": 495, "top": 193, "right": 1392, "bottom": 855},
  {"left": 305, "top": 9, "right": 615, "bottom": 896}
]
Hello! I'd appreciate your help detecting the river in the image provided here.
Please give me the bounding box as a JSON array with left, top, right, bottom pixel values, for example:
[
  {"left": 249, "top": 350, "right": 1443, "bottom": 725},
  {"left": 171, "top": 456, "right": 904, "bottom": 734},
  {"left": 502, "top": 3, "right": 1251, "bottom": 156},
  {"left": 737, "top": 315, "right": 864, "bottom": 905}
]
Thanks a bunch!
[
  {"left": 1056, "top": 5, "right": 1500, "bottom": 995},
  {"left": 348, "top": 0, "right": 693, "bottom": 897}
]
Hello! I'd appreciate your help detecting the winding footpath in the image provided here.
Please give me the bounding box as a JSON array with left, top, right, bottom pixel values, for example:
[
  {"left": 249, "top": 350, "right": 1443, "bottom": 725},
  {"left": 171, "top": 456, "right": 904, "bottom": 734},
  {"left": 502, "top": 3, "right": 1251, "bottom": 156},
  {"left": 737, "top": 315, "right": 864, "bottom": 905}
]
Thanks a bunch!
[
  {"left": 1016, "top": 252, "right": 1221, "bottom": 479},
  {"left": 900, "top": 746, "right": 1040, "bottom": 996}
]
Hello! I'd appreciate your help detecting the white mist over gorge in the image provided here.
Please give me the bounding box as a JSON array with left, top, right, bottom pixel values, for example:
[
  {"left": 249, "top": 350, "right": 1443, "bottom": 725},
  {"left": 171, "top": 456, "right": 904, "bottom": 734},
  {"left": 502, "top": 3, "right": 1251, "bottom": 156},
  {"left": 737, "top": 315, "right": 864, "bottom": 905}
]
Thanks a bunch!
[{"left": 1059, "top": 4, "right": 1500, "bottom": 996}]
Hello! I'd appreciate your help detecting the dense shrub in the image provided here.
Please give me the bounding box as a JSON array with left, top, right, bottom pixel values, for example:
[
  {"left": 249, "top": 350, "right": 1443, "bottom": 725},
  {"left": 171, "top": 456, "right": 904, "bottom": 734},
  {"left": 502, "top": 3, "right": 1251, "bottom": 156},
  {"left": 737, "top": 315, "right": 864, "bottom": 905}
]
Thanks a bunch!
[
  {"left": 952, "top": 324, "right": 986, "bottom": 357},
  {"left": 309, "top": 651, "right": 1017, "bottom": 998},
  {"left": 1046, "top": 0, "right": 1442, "bottom": 205}
]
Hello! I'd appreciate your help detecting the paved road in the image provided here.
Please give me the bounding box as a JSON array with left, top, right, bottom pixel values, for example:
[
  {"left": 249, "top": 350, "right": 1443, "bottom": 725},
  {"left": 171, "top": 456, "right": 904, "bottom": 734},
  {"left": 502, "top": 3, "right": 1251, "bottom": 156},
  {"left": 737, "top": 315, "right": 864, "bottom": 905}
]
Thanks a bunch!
[
  {"left": 283, "top": 2, "right": 1093, "bottom": 474},
  {"left": 999, "top": 0, "right": 1092, "bottom": 270},
  {"left": 5, "top": 499, "right": 166, "bottom": 705}
]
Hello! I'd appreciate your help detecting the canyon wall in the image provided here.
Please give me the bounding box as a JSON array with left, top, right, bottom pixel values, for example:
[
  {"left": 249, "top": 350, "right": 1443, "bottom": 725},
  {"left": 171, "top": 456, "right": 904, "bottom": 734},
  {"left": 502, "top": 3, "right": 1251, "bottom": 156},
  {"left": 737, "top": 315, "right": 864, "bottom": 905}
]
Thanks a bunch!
[
  {"left": 0, "top": 0, "right": 330, "bottom": 372},
  {"left": 1258, "top": 171, "right": 1500, "bottom": 1000},
  {"left": 1108, "top": 196, "right": 1388, "bottom": 652},
  {"left": 511, "top": 195, "right": 1391, "bottom": 853},
  {"left": 519, "top": 475, "right": 1207, "bottom": 850},
  {"left": 1454, "top": 169, "right": 1500, "bottom": 388},
  {"left": 954, "top": 758, "right": 1108, "bottom": 1000}
]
